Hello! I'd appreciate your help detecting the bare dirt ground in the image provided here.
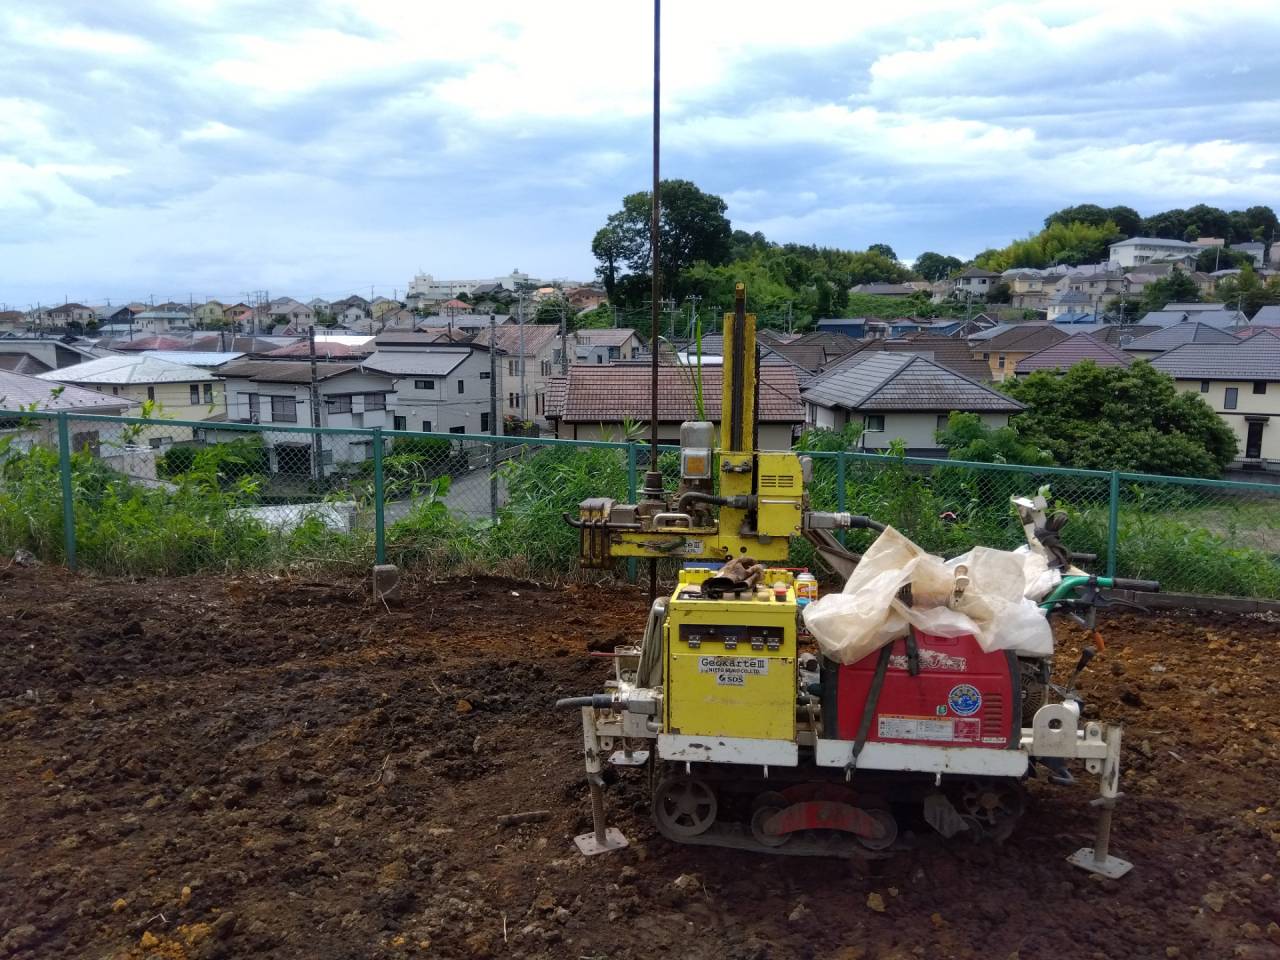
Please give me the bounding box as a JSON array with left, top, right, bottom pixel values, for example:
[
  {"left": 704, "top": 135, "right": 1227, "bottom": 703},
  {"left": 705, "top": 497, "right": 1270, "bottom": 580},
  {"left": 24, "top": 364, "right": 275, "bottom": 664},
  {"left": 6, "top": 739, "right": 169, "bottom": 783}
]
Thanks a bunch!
[{"left": 1, "top": 567, "right": 1278, "bottom": 960}]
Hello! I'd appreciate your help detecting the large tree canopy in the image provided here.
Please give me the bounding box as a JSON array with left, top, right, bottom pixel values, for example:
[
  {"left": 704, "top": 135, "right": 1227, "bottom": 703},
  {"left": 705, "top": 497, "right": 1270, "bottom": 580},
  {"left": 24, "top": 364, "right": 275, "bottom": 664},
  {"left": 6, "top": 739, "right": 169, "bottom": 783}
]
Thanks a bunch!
[
  {"left": 913, "top": 251, "right": 964, "bottom": 281},
  {"left": 1044, "top": 204, "right": 1142, "bottom": 237},
  {"left": 1140, "top": 267, "right": 1200, "bottom": 312},
  {"left": 1001, "top": 362, "right": 1237, "bottom": 478}
]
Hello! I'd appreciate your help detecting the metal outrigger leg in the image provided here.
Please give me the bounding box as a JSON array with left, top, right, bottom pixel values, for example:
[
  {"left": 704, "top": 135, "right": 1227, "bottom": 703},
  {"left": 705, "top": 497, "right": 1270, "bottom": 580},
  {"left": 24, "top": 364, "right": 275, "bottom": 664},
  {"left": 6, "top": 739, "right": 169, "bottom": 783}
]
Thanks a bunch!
[
  {"left": 573, "top": 707, "right": 629, "bottom": 856},
  {"left": 1068, "top": 723, "right": 1132, "bottom": 878}
]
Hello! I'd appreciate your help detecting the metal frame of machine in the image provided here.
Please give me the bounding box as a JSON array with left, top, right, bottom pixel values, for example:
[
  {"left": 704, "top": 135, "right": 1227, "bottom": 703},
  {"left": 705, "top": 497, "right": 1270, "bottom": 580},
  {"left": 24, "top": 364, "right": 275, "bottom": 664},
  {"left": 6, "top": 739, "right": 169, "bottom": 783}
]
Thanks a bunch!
[{"left": 558, "top": 286, "right": 1155, "bottom": 877}]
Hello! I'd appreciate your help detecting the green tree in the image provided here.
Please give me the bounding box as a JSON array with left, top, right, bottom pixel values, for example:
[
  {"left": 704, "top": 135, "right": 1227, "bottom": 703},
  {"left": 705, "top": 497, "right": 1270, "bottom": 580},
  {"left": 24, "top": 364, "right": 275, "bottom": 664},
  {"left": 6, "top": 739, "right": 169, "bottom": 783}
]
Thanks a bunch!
[
  {"left": 935, "top": 412, "right": 1052, "bottom": 465},
  {"left": 1214, "top": 266, "right": 1280, "bottom": 318},
  {"left": 913, "top": 251, "right": 964, "bottom": 282},
  {"left": 533, "top": 296, "right": 573, "bottom": 327},
  {"left": 867, "top": 242, "right": 898, "bottom": 261},
  {"left": 1196, "top": 247, "right": 1256, "bottom": 272},
  {"left": 593, "top": 179, "right": 732, "bottom": 306},
  {"left": 1001, "top": 361, "right": 1237, "bottom": 477},
  {"left": 1140, "top": 267, "right": 1200, "bottom": 312},
  {"left": 974, "top": 220, "right": 1122, "bottom": 271}
]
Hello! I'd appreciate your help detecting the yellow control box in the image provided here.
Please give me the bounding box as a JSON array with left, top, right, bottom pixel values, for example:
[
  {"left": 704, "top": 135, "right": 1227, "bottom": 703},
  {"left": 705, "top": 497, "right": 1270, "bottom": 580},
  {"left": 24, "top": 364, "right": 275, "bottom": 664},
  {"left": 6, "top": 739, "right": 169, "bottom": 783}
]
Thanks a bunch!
[{"left": 664, "top": 569, "right": 797, "bottom": 742}]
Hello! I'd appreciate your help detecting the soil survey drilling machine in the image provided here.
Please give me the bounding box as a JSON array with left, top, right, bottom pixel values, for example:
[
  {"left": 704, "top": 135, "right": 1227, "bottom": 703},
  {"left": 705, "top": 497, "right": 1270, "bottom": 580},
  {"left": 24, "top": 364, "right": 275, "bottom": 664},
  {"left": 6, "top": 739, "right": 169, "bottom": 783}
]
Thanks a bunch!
[{"left": 558, "top": 284, "right": 1158, "bottom": 877}]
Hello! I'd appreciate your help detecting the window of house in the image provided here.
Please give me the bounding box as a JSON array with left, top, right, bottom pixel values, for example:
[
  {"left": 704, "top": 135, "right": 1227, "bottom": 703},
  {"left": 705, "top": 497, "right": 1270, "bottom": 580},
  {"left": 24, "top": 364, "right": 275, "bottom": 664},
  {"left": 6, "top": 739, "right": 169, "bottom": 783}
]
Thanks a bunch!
[
  {"left": 327, "top": 395, "right": 352, "bottom": 414},
  {"left": 189, "top": 384, "right": 200, "bottom": 404},
  {"left": 415, "top": 379, "right": 434, "bottom": 391},
  {"left": 393, "top": 415, "right": 406, "bottom": 431},
  {"left": 246, "top": 393, "right": 260, "bottom": 420},
  {"left": 449, "top": 425, "right": 465, "bottom": 434},
  {"left": 541, "top": 360, "right": 551, "bottom": 376},
  {"left": 982, "top": 352, "right": 989, "bottom": 360},
  {"left": 1253, "top": 381, "right": 1267, "bottom": 395},
  {"left": 997, "top": 355, "right": 1006, "bottom": 369},
  {"left": 864, "top": 415, "right": 885, "bottom": 432},
  {"left": 364, "top": 393, "right": 385, "bottom": 411},
  {"left": 271, "top": 396, "right": 297, "bottom": 422},
  {"left": 1224, "top": 387, "right": 1238, "bottom": 410},
  {"left": 147, "top": 386, "right": 156, "bottom": 401},
  {"left": 608, "top": 346, "right": 620, "bottom": 360},
  {"left": 480, "top": 371, "right": 490, "bottom": 379},
  {"left": 457, "top": 379, "right": 464, "bottom": 395},
  {"left": 508, "top": 360, "right": 517, "bottom": 376},
  {"left": 937, "top": 414, "right": 950, "bottom": 432},
  {"left": 422, "top": 420, "right": 432, "bottom": 432},
  {"left": 596, "top": 355, "right": 603, "bottom": 364},
  {"left": 480, "top": 412, "right": 490, "bottom": 432},
  {"left": 202, "top": 383, "right": 213, "bottom": 404},
  {"left": 1200, "top": 381, "right": 1210, "bottom": 393}
]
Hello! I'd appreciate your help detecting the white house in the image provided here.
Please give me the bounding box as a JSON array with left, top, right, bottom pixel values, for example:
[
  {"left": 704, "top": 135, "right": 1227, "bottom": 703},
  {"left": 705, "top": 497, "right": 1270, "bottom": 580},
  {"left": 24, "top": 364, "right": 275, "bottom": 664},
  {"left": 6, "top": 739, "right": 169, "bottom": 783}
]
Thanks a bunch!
[
  {"left": 470, "top": 323, "right": 566, "bottom": 423},
  {"left": 134, "top": 310, "right": 193, "bottom": 334},
  {"left": 952, "top": 267, "right": 1000, "bottom": 299},
  {"left": 1108, "top": 237, "right": 1200, "bottom": 268},
  {"left": 363, "top": 333, "right": 503, "bottom": 435},
  {"left": 574, "top": 328, "right": 642, "bottom": 365},
  {"left": 800, "top": 353, "right": 1024, "bottom": 456},
  {"left": 214, "top": 359, "right": 394, "bottom": 475}
]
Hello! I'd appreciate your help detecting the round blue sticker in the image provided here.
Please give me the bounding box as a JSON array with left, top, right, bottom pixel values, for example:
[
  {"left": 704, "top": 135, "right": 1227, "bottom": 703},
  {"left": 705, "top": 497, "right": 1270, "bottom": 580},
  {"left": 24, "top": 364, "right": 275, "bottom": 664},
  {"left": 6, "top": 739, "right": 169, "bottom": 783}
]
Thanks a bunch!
[{"left": 947, "top": 683, "right": 983, "bottom": 717}]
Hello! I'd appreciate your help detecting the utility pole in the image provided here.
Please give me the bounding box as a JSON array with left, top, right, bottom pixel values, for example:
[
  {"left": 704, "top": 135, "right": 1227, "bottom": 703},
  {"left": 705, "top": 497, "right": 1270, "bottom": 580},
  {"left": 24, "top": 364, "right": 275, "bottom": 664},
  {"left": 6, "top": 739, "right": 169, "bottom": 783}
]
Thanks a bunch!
[
  {"left": 488, "top": 313, "right": 499, "bottom": 519},
  {"left": 686, "top": 295, "right": 701, "bottom": 339},
  {"left": 559, "top": 301, "right": 569, "bottom": 375},
  {"left": 307, "top": 327, "right": 324, "bottom": 485},
  {"left": 517, "top": 291, "right": 526, "bottom": 421}
]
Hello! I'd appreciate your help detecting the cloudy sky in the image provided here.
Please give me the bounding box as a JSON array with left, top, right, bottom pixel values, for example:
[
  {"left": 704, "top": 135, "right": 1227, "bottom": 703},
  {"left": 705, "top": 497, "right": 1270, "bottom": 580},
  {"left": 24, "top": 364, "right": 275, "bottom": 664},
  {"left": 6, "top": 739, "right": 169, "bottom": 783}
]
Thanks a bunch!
[{"left": 2, "top": 0, "right": 1278, "bottom": 308}]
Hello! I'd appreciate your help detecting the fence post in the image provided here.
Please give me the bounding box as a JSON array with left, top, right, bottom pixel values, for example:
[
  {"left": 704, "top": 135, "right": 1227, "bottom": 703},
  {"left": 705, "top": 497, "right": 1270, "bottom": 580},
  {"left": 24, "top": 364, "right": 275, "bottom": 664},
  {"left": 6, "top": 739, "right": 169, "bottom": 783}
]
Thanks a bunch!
[
  {"left": 1106, "top": 470, "right": 1120, "bottom": 578},
  {"left": 56, "top": 412, "right": 77, "bottom": 570},
  {"left": 626, "top": 442, "right": 638, "bottom": 584},
  {"left": 836, "top": 451, "right": 848, "bottom": 546},
  {"left": 372, "top": 427, "right": 386, "bottom": 565}
]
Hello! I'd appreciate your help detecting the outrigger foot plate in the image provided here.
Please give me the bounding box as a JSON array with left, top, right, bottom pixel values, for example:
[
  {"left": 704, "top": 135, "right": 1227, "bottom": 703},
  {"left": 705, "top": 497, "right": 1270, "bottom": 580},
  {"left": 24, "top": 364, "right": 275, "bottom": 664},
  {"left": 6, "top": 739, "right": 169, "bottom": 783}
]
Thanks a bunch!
[{"left": 574, "top": 828, "right": 629, "bottom": 856}]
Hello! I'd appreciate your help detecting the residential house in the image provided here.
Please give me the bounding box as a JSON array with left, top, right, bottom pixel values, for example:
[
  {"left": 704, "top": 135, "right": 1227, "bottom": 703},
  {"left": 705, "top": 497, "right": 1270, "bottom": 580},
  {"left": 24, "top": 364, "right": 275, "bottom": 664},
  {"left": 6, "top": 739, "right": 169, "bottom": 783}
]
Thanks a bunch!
[
  {"left": 215, "top": 360, "right": 395, "bottom": 474},
  {"left": 1248, "top": 305, "right": 1280, "bottom": 325},
  {"left": 363, "top": 334, "right": 502, "bottom": 434},
  {"left": 261, "top": 340, "right": 374, "bottom": 361},
  {"left": 1063, "top": 269, "right": 1126, "bottom": 312},
  {"left": 1122, "top": 323, "right": 1240, "bottom": 360},
  {"left": 762, "top": 331, "right": 864, "bottom": 378},
  {"left": 0, "top": 353, "right": 52, "bottom": 375},
  {"left": 800, "top": 354, "right": 1024, "bottom": 455},
  {"left": 97, "top": 304, "right": 142, "bottom": 326},
  {"left": 1013, "top": 333, "right": 1134, "bottom": 376},
  {"left": 853, "top": 335, "right": 994, "bottom": 381},
  {"left": 814, "top": 317, "right": 868, "bottom": 338},
  {"left": 193, "top": 300, "right": 226, "bottom": 327},
  {"left": 140, "top": 351, "right": 245, "bottom": 370},
  {"left": 574, "top": 328, "right": 642, "bottom": 365},
  {"left": 134, "top": 310, "right": 193, "bottom": 334},
  {"left": 308, "top": 298, "right": 332, "bottom": 315},
  {"left": 470, "top": 323, "right": 566, "bottom": 423},
  {"left": 565, "top": 286, "right": 607, "bottom": 311},
  {"left": 1045, "top": 289, "right": 1094, "bottom": 321},
  {"left": 46, "top": 303, "right": 96, "bottom": 327},
  {"left": 0, "top": 337, "right": 106, "bottom": 370},
  {"left": 970, "top": 324, "right": 1070, "bottom": 381},
  {"left": 224, "top": 303, "right": 256, "bottom": 329},
  {"left": 549, "top": 364, "right": 803, "bottom": 449},
  {"left": 0, "top": 370, "right": 133, "bottom": 457},
  {"left": 371, "top": 297, "right": 404, "bottom": 321},
  {"left": 38, "top": 354, "right": 222, "bottom": 445},
  {"left": 952, "top": 267, "right": 1000, "bottom": 299},
  {"left": 1006, "top": 269, "right": 1068, "bottom": 311},
  {"left": 1233, "top": 242, "right": 1266, "bottom": 265},
  {"left": 269, "top": 300, "right": 315, "bottom": 331},
  {"left": 1108, "top": 237, "right": 1201, "bottom": 268},
  {"left": 1150, "top": 333, "right": 1280, "bottom": 471},
  {"left": 1137, "top": 309, "right": 1248, "bottom": 329},
  {"left": 331, "top": 295, "right": 372, "bottom": 326}
]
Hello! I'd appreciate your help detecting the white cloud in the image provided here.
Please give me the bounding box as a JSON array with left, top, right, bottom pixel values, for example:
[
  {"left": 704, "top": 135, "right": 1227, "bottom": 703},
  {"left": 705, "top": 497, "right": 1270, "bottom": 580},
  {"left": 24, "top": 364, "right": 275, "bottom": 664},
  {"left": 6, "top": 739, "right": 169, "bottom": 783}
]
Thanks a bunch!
[{"left": 179, "top": 121, "right": 244, "bottom": 143}]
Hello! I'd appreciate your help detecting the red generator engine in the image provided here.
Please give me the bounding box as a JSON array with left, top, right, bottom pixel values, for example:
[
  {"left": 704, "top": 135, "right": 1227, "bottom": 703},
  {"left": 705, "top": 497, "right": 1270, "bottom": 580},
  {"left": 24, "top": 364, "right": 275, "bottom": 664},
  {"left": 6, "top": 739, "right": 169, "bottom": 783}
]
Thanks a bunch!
[{"left": 825, "top": 630, "right": 1019, "bottom": 750}]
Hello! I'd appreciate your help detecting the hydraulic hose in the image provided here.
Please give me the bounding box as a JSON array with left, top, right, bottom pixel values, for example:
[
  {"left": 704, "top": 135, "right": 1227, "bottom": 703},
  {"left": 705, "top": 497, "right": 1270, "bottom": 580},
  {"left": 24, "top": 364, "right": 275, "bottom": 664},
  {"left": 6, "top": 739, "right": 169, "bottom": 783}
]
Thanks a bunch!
[
  {"left": 554, "top": 694, "right": 617, "bottom": 710},
  {"left": 676, "top": 491, "right": 752, "bottom": 513}
]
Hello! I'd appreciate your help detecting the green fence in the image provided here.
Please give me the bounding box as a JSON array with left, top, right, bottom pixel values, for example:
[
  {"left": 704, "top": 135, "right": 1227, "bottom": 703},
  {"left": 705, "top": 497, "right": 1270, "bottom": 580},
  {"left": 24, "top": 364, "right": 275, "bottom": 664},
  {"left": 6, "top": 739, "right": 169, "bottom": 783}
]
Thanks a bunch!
[{"left": 1, "top": 410, "right": 1277, "bottom": 599}]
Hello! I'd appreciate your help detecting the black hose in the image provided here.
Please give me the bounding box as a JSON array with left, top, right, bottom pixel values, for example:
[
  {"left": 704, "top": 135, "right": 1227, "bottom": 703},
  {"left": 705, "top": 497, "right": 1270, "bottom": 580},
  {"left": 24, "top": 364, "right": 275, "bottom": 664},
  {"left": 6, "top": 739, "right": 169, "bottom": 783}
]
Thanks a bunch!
[
  {"left": 555, "top": 694, "right": 617, "bottom": 710},
  {"left": 676, "top": 491, "right": 751, "bottom": 513},
  {"left": 1111, "top": 578, "right": 1160, "bottom": 593},
  {"left": 847, "top": 515, "right": 887, "bottom": 532}
]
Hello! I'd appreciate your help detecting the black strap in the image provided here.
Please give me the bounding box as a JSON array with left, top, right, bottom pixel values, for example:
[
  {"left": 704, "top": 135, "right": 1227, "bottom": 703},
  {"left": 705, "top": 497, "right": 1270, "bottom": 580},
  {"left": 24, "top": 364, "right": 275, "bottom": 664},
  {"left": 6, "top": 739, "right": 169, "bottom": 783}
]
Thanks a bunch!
[
  {"left": 847, "top": 643, "right": 894, "bottom": 773},
  {"left": 904, "top": 628, "right": 921, "bottom": 677}
]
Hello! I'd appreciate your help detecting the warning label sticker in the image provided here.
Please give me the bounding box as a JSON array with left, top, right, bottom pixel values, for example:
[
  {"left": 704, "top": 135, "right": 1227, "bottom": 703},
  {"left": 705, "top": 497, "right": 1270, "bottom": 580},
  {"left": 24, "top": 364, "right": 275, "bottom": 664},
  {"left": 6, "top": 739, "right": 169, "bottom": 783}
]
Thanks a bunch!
[
  {"left": 878, "top": 715, "right": 986, "bottom": 742},
  {"left": 877, "top": 716, "right": 956, "bottom": 741},
  {"left": 697, "top": 656, "right": 768, "bottom": 686},
  {"left": 678, "top": 539, "right": 706, "bottom": 555}
]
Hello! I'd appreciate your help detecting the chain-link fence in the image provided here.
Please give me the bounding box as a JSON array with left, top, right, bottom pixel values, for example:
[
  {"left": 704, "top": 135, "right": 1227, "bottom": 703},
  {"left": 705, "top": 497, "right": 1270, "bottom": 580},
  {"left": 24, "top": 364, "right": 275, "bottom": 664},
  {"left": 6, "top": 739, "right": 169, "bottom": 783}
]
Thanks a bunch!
[{"left": 2, "top": 410, "right": 1277, "bottom": 598}]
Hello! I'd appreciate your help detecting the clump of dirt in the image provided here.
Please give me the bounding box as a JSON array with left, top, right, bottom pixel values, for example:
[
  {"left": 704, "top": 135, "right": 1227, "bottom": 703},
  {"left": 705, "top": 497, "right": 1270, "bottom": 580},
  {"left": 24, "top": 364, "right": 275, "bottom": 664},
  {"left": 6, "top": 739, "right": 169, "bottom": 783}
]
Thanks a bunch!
[{"left": 0, "top": 567, "right": 1277, "bottom": 959}]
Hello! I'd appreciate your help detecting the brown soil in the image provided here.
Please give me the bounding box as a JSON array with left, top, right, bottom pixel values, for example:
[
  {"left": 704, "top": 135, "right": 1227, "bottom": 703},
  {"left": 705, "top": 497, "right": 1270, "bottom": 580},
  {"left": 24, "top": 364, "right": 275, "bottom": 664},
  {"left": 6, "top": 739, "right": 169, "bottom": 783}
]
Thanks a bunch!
[{"left": 1, "top": 567, "right": 1278, "bottom": 960}]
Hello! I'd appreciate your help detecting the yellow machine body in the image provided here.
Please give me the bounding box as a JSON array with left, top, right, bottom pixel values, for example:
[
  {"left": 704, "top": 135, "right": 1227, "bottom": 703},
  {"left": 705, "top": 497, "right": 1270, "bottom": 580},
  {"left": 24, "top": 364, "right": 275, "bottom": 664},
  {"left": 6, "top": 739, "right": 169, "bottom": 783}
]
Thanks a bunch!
[{"left": 664, "top": 568, "right": 798, "bottom": 742}]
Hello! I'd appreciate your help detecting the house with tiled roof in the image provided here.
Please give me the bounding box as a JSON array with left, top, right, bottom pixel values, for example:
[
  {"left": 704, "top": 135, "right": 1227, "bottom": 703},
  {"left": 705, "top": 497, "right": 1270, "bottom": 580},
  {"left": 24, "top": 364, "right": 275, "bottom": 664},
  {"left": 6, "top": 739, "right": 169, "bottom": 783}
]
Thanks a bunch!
[
  {"left": 801, "top": 353, "right": 1023, "bottom": 456},
  {"left": 969, "top": 324, "right": 1070, "bottom": 381},
  {"left": 574, "top": 328, "right": 642, "bottom": 364},
  {"left": 1151, "top": 331, "right": 1280, "bottom": 470},
  {"left": 471, "top": 324, "right": 565, "bottom": 423},
  {"left": 364, "top": 336, "right": 502, "bottom": 434},
  {"left": 764, "top": 332, "right": 863, "bottom": 375},
  {"left": 1014, "top": 333, "right": 1134, "bottom": 375},
  {"left": 853, "top": 336, "right": 994, "bottom": 381},
  {"left": 39, "top": 354, "right": 222, "bottom": 443},
  {"left": 952, "top": 267, "right": 1000, "bottom": 299},
  {"left": 1123, "top": 323, "right": 1240, "bottom": 360},
  {"left": 550, "top": 364, "right": 803, "bottom": 449}
]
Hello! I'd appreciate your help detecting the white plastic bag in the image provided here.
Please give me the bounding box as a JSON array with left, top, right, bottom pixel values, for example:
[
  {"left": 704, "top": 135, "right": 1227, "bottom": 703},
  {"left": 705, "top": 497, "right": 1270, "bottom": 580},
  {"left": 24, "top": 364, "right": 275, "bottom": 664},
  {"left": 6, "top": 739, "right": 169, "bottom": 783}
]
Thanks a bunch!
[
  {"left": 947, "top": 547, "right": 1054, "bottom": 657},
  {"left": 802, "top": 526, "right": 981, "bottom": 665}
]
